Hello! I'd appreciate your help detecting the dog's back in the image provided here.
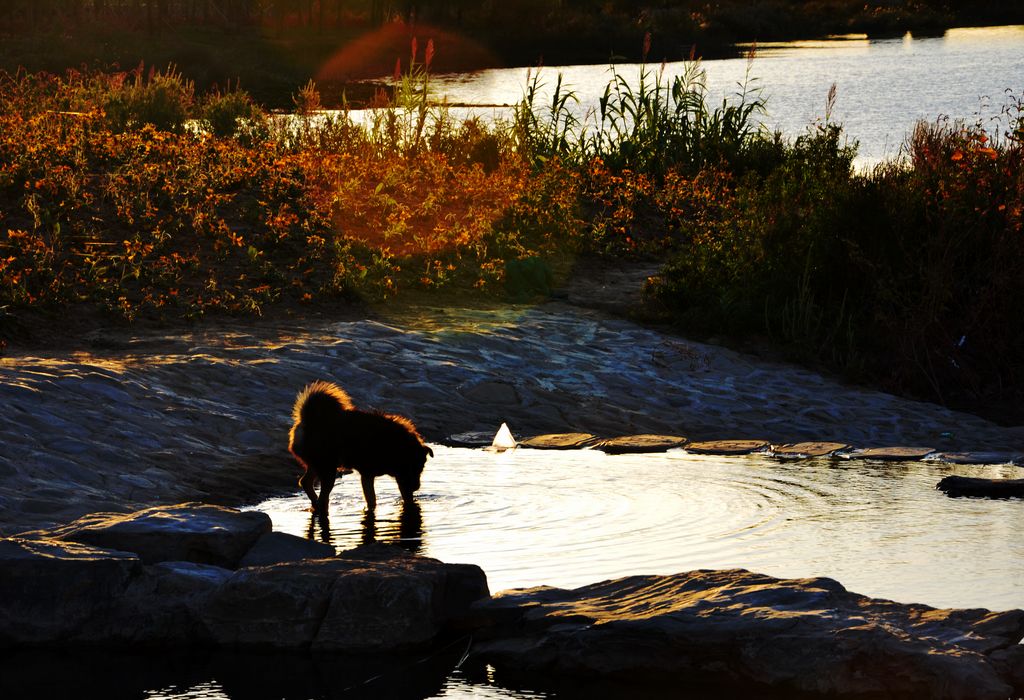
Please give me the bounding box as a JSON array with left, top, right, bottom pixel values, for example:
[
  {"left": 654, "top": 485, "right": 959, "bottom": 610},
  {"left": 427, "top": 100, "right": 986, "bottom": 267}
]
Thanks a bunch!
[{"left": 336, "top": 410, "right": 433, "bottom": 478}]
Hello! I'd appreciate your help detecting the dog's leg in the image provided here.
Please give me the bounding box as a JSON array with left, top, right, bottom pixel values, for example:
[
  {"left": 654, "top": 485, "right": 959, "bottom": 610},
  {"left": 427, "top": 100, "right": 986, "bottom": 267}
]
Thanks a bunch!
[
  {"left": 317, "top": 469, "right": 337, "bottom": 514},
  {"left": 360, "top": 472, "right": 377, "bottom": 511},
  {"left": 298, "top": 470, "right": 318, "bottom": 511}
]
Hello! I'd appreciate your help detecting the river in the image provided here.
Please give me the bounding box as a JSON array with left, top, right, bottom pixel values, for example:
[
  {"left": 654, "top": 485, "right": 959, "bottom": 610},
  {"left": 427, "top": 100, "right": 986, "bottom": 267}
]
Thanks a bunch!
[{"left": 426, "top": 25, "right": 1024, "bottom": 166}]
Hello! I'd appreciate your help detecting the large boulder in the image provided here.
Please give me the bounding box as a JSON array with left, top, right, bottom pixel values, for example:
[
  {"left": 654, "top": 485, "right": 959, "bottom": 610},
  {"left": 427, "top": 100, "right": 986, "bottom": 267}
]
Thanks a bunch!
[
  {"left": 42, "top": 503, "right": 271, "bottom": 568},
  {"left": 202, "top": 544, "right": 489, "bottom": 652},
  {"left": 99, "top": 560, "right": 234, "bottom": 645},
  {"left": 1, "top": 531, "right": 487, "bottom": 653},
  {"left": 0, "top": 537, "right": 140, "bottom": 648},
  {"left": 467, "top": 569, "right": 1024, "bottom": 699}
]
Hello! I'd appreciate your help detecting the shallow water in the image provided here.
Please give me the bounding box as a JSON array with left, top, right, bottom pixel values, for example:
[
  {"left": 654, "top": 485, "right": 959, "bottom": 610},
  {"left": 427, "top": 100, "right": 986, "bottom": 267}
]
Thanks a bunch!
[
  {"left": 258, "top": 446, "right": 1024, "bottom": 611},
  {"left": 21, "top": 448, "right": 1022, "bottom": 700},
  {"left": 424, "top": 25, "right": 1024, "bottom": 166}
]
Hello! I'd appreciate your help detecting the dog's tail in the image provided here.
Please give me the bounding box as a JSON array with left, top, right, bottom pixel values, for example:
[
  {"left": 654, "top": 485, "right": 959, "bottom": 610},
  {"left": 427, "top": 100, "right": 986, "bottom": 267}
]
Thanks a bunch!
[
  {"left": 426, "top": 445, "right": 434, "bottom": 458},
  {"left": 292, "top": 380, "right": 355, "bottom": 425}
]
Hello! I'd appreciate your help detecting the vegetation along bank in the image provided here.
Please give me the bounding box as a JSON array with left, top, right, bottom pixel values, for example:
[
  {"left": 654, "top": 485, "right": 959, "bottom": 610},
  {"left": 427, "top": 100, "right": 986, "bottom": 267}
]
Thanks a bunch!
[{"left": 1, "top": 43, "right": 1021, "bottom": 422}]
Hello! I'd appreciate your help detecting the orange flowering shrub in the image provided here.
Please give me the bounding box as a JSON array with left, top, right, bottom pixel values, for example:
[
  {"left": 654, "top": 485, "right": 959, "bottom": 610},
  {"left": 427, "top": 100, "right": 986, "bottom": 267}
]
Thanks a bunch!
[{"left": 0, "top": 69, "right": 540, "bottom": 319}]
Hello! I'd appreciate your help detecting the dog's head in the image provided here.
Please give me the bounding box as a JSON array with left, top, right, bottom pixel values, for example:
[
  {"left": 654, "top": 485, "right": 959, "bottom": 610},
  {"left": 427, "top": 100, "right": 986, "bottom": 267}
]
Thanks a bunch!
[{"left": 396, "top": 444, "right": 432, "bottom": 501}]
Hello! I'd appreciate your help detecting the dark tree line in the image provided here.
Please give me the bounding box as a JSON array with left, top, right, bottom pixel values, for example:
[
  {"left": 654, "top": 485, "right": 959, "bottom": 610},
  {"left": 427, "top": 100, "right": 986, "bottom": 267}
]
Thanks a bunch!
[
  {"left": 0, "top": 1, "right": 372, "bottom": 29},
  {"left": 2, "top": 1, "right": 1021, "bottom": 40},
  {"left": 0, "top": 1, "right": 480, "bottom": 28}
]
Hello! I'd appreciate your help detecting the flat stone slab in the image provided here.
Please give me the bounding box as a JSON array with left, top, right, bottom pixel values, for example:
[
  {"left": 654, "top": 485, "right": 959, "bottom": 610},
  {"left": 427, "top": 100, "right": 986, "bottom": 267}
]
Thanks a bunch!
[
  {"left": 930, "top": 452, "right": 1024, "bottom": 465},
  {"left": 771, "top": 441, "right": 851, "bottom": 458},
  {"left": 938, "top": 476, "right": 1024, "bottom": 499},
  {"left": 518, "top": 433, "right": 600, "bottom": 450},
  {"left": 841, "top": 446, "right": 936, "bottom": 461},
  {"left": 592, "top": 434, "right": 688, "bottom": 454},
  {"left": 468, "top": 569, "right": 1024, "bottom": 698},
  {"left": 684, "top": 439, "right": 770, "bottom": 455},
  {"left": 39, "top": 503, "right": 272, "bottom": 568}
]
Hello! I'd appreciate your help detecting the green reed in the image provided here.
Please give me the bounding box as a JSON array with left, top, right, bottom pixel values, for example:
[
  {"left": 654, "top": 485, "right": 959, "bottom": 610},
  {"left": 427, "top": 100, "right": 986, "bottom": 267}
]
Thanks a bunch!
[{"left": 512, "top": 38, "right": 770, "bottom": 174}]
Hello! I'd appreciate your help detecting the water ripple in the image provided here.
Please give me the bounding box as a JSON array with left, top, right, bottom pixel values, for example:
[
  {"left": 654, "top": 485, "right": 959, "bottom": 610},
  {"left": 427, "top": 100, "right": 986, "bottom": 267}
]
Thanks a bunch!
[{"left": 254, "top": 447, "right": 1024, "bottom": 611}]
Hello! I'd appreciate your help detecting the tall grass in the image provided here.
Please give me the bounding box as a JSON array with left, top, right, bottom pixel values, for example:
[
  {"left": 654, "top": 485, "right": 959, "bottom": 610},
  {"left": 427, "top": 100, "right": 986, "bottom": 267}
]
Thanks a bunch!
[
  {"left": 512, "top": 68, "right": 582, "bottom": 165},
  {"left": 512, "top": 36, "right": 772, "bottom": 174}
]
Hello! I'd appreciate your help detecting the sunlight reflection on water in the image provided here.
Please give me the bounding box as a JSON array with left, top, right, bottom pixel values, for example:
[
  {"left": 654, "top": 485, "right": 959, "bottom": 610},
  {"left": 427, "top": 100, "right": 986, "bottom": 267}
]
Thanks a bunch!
[
  {"left": 15, "top": 448, "right": 1023, "bottom": 700},
  {"left": 419, "top": 25, "right": 1024, "bottom": 167},
  {"left": 255, "top": 446, "right": 1024, "bottom": 611}
]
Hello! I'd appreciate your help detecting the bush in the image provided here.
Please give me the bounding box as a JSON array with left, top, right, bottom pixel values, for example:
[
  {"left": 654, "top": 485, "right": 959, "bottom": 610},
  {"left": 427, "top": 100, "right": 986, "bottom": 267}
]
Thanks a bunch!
[
  {"left": 103, "top": 65, "right": 194, "bottom": 133},
  {"left": 200, "top": 86, "right": 265, "bottom": 143},
  {"left": 651, "top": 101, "right": 1024, "bottom": 414}
]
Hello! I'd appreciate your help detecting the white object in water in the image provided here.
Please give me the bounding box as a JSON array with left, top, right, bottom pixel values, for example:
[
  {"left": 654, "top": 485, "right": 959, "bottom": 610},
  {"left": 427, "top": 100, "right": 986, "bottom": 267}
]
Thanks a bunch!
[{"left": 488, "top": 422, "right": 517, "bottom": 452}]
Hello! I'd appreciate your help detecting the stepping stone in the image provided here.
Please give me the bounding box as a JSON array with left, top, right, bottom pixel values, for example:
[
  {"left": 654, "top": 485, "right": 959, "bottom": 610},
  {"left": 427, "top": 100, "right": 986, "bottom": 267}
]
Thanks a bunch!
[
  {"left": 930, "top": 451, "right": 1024, "bottom": 465},
  {"left": 772, "top": 442, "right": 851, "bottom": 459},
  {"left": 443, "top": 431, "right": 495, "bottom": 448},
  {"left": 684, "top": 439, "right": 770, "bottom": 456},
  {"left": 937, "top": 475, "right": 1024, "bottom": 499},
  {"left": 519, "top": 433, "right": 600, "bottom": 450},
  {"left": 842, "top": 446, "right": 936, "bottom": 461},
  {"left": 593, "top": 435, "right": 688, "bottom": 455}
]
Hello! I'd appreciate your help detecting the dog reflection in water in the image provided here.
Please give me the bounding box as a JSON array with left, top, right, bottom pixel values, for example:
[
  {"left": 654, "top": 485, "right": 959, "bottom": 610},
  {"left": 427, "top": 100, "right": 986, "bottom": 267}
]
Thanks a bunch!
[
  {"left": 288, "top": 380, "right": 433, "bottom": 515},
  {"left": 306, "top": 502, "right": 424, "bottom": 554}
]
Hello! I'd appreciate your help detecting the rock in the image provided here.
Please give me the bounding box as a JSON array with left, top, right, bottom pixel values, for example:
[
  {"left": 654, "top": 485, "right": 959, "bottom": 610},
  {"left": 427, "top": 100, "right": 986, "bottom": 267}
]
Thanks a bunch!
[
  {"left": 842, "top": 446, "right": 936, "bottom": 461},
  {"left": 2, "top": 518, "right": 486, "bottom": 654},
  {"left": 238, "top": 531, "right": 335, "bottom": 568},
  {"left": 771, "top": 441, "right": 850, "bottom": 458},
  {"left": 685, "top": 439, "right": 769, "bottom": 455},
  {"left": 466, "top": 569, "right": 1024, "bottom": 699},
  {"left": 203, "top": 544, "right": 489, "bottom": 652},
  {"left": 201, "top": 556, "right": 342, "bottom": 648},
  {"left": 443, "top": 431, "right": 495, "bottom": 448},
  {"left": 937, "top": 476, "right": 1024, "bottom": 499},
  {"left": 236, "top": 429, "right": 274, "bottom": 449},
  {"left": 318, "top": 546, "right": 489, "bottom": 651},
  {"left": 519, "top": 433, "right": 600, "bottom": 450},
  {"left": 931, "top": 452, "right": 1024, "bottom": 465},
  {"left": 43, "top": 503, "right": 271, "bottom": 568},
  {"left": 592, "top": 434, "right": 688, "bottom": 454},
  {"left": 461, "top": 380, "right": 519, "bottom": 405},
  {"left": 0, "top": 537, "right": 140, "bottom": 647},
  {"left": 99, "top": 560, "right": 233, "bottom": 645},
  {"left": 991, "top": 644, "right": 1024, "bottom": 690}
]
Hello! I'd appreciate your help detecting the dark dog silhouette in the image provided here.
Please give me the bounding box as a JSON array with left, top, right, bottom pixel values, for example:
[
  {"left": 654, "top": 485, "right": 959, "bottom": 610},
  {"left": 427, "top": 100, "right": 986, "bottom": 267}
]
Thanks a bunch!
[{"left": 288, "top": 380, "right": 433, "bottom": 513}]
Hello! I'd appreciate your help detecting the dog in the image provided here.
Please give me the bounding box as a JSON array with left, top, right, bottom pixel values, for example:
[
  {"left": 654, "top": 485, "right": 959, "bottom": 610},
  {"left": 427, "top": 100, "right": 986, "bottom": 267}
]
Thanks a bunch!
[{"left": 288, "top": 380, "right": 433, "bottom": 513}]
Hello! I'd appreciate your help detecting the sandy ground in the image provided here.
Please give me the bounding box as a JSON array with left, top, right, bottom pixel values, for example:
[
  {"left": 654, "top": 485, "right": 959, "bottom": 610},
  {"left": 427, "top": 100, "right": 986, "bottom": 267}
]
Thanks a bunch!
[{"left": 2, "top": 271, "right": 1022, "bottom": 535}]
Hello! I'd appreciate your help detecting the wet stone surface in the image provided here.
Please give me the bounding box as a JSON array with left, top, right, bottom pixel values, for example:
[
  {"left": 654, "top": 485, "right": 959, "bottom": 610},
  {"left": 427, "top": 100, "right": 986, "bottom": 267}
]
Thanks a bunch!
[
  {"left": 2, "top": 301, "right": 1023, "bottom": 534},
  {"left": 842, "top": 446, "right": 937, "bottom": 461},
  {"left": 685, "top": 439, "right": 771, "bottom": 455},
  {"left": 592, "top": 434, "right": 689, "bottom": 454},
  {"left": 772, "top": 442, "right": 851, "bottom": 458}
]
